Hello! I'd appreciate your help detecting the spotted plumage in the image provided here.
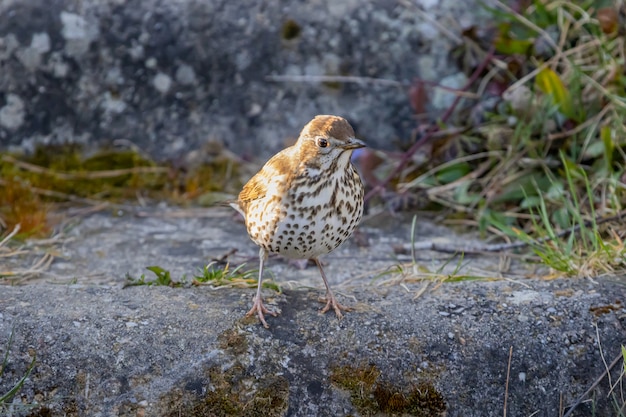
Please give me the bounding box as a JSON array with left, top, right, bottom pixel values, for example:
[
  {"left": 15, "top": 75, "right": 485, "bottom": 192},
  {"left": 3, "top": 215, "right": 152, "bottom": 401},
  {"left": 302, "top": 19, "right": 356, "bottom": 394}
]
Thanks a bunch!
[{"left": 231, "top": 115, "right": 365, "bottom": 327}]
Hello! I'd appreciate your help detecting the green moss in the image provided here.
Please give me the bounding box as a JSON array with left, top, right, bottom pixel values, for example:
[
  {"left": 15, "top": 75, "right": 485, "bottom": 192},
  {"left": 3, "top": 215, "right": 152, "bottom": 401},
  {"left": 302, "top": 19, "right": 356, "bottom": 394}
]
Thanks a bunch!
[
  {"left": 0, "top": 144, "right": 241, "bottom": 237},
  {"left": 198, "top": 367, "right": 244, "bottom": 415},
  {"left": 331, "top": 363, "right": 380, "bottom": 392},
  {"left": 281, "top": 19, "right": 301, "bottom": 40},
  {"left": 20, "top": 147, "right": 165, "bottom": 198},
  {"left": 218, "top": 328, "right": 249, "bottom": 356},
  {"left": 161, "top": 365, "right": 288, "bottom": 417},
  {"left": 159, "top": 328, "right": 288, "bottom": 416},
  {"left": 28, "top": 143, "right": 83, "bottom": 170},
  {"left": 5, "top": 400, "right": 78, "bottom": 416},
  {"left": 25, "top": 407, "right": 53, "bottom": 417},
  {"left": 243, "top": 376, "right": 289, "bottom": 417},
  {"left": 0, "top": 177, "right": 49, "bottom": 237},
  {"left": 331, "top": 364, "right": 446, "bottom": 416}
]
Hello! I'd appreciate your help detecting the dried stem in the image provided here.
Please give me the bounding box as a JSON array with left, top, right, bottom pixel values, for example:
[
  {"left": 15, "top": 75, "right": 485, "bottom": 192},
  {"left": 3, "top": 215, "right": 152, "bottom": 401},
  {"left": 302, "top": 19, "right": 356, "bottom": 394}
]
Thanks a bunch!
[{"left": 365, "top": 45, "right": 496, "bottom": 202}]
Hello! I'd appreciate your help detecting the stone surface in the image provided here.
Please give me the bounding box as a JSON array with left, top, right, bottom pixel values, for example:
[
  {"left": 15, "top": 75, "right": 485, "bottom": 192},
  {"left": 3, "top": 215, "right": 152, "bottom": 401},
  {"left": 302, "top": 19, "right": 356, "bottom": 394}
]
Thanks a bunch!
[
  {"left": 1, "top": 278, "right": 624, "bottom": 416},
  {"left": 1, "top": 207, "right": 625, "bottom": 416},
  {"left": 0, "top": 0, "right": 489, "bottom": 160},
  {"left": 1, "top": 207, "right": 519, "bottom": 288}
]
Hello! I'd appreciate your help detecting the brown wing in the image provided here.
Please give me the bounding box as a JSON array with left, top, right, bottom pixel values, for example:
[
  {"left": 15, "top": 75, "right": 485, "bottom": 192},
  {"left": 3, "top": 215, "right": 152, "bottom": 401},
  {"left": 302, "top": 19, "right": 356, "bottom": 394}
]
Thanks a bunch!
[
  {"left": 238, "top": 171, "right": 267, "bottom": 213},
  {"left": 237, "top": 146, "right": 298, "bottom": 213}
]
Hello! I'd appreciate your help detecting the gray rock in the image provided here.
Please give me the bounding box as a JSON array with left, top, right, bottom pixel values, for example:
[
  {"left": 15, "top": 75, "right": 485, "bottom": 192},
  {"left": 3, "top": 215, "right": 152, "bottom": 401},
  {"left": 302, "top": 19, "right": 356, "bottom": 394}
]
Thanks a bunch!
[
  {"left": 1, "top": 279, "right": 624, "bottom": 416},
  {"left": 1, "top": 208, "right": 625, "bottom": 416},
  {"left": 0, "top": 0, "right": 490, "bottom": 160}
]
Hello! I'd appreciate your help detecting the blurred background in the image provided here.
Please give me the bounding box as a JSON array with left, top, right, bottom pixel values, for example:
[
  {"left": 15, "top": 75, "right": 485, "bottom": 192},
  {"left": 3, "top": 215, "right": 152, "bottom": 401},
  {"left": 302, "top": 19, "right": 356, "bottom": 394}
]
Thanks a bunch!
[{"left": 1, "top": 0, "right": 625, "bottom": 284}]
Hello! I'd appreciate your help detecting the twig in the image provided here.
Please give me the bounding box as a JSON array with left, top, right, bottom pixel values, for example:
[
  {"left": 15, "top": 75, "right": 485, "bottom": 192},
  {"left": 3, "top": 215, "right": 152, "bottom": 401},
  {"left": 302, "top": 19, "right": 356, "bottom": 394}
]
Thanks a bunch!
[
  {"left": 595, "top": 322, "right": 614, "bottom": 390},
  {"left": 562, "top": 351, "right": 623, "bottom": 417},
  {"left": 562, "top": 314, "right": 624, "bottom": 417},
  {"left": 0, "top": 224, "right": 20, "bottom": 248},
  {"left": 493, "top": 0, "right": 558, "bottom": 51},
  {"left": 398, "top": 0, "right": 464, "bottom": 45},
  {"left": 364, "top": 45, "right": 496, "bottom": 202},
  {"left": 504, "top": 346, "right": 513, "bottom": 417},
  {"left": 399, "top": 151, "right": 502, "bottom": 191},
  {"left": 0, "top": 179, "right": 116, "bottom": 207},
  {"left": 547, "top": 104, "right": 611, "bottom": 141},
  {"left": 265, "top": 74, "right": 403, "bottom": 87},
  {"left": 0, "top": 252, "right": 54, "bottom": 281},
  {"left": 1, "top": 155, "right": 169, "bottom": 180},
  {"left": 0, "top": 250, "right": 29, "bottom": 258}
]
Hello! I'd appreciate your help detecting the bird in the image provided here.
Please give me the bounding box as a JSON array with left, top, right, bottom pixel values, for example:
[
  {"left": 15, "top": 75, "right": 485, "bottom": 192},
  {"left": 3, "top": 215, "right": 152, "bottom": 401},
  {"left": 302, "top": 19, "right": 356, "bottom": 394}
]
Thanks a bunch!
[{"left": 230, "top": 115, "right": 365, "bottom": 328}]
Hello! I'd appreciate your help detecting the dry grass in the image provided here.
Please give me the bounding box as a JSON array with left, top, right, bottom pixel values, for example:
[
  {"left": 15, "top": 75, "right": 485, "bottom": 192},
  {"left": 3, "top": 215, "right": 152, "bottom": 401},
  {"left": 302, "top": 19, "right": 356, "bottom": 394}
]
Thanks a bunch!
[{"left": 0, "top": 224, "right": 55, "bottom": 283}]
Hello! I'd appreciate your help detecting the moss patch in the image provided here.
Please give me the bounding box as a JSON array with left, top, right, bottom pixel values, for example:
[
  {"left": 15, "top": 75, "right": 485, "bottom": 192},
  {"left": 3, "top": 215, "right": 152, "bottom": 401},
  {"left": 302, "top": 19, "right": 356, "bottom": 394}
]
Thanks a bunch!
[
  {"left": 218, "top": 328, "right": 249, "bottom": 356},
  {"left": 158, "top": 328, "right": 288, "bottom": 416},
  {"left": 281, "top": 19, "right": 301, "bottom": 40},
  {"left": 161, "top": 365, "right": 289, "bottom": 417},
  {"left": 0, "top": 144, "right": 241, "bottom": 237},
  {"left": 331, "top": 364, "right": 446, "bottom": 416}
]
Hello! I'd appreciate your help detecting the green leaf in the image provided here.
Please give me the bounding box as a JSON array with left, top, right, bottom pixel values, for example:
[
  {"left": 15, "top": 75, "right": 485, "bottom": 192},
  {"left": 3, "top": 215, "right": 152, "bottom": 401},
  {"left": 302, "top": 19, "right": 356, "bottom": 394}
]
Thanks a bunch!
[
  {"left": 0, "top": 354, "right": 35, "bottom": 404},
  {"left": 560, "top": 155, "right": 586, "bottom": 181},
  {"left": 480, "top": 209, "right": 516, "bottom": 236},
  {"left": 144, "top": 266, "right": 181, "bottom": 287},
  {"left": 535, "top": 67, "right": 576, "bottom": 120},
  {"left": 531, "top": 0, "right": 556, "bottom": 28},
  {"left": 146, "top": 265, "right": 167, "bottom": 276},
  {"left": 0, "top": 327, "right": 36, "bottom": 405},
  {"left": 520, "top": 195, "right": 542, "bottom": 209},
  {"left": 545, "top": 182, "right": 565, "bottom": 201},
  {"left": 435, "top": 162, "right": 471, "bottom": 184},
  {"left": 551, "top": 206, "right": 571, "bottom": 229},
  {"left": 453, "top": 181, "right": 481, "bottom": 205},
  {"left": 495, "top": 23, "right": 534, "bottom": 54},
  {"left": 492, "top": 172, "right": 550, "bottom": 203},
  {"left": 601, "top": 125, "right": 614, "bottom": 169},
  {"left": 583, "top": 140, "right": 605, "bottom": 159}
]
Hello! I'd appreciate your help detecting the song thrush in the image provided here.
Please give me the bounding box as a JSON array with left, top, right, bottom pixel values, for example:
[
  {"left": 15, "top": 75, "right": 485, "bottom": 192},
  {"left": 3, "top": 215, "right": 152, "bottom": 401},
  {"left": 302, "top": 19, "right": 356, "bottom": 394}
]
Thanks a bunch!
[{"left": 231, "top": 115, "right": 365, "bottom": 327}]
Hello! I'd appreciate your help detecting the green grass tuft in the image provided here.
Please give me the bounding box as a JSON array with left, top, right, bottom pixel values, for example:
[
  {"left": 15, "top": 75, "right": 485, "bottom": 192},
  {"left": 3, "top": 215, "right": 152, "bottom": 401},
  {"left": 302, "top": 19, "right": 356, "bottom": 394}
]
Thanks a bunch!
[{"left": 0, "top": 327, "right": 36, "bottom": 410}]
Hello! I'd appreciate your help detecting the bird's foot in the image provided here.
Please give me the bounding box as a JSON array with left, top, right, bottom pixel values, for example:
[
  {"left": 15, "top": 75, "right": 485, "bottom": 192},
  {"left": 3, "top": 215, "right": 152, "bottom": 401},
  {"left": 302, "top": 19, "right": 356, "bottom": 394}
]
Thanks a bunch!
[
  {"left": 246, "top": 296, "right": 278, "bottom": 328},
  {"left": 319, "top": 292, "right": 352, "bottom": 319}
]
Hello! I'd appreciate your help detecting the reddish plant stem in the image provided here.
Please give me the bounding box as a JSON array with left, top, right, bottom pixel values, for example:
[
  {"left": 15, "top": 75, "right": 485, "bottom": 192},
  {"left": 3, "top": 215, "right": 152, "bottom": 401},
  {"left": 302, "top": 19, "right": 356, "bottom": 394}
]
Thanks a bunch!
[{"left": 364, "top": 45, "right": 496, "bottom": 202}]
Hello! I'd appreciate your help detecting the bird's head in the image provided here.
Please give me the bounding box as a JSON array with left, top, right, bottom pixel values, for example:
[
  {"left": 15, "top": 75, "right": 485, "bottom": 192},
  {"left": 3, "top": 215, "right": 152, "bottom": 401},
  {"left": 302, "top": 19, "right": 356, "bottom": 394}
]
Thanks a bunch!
[{"left": 296, "top": 115, "right": 366, "bottom": 169}]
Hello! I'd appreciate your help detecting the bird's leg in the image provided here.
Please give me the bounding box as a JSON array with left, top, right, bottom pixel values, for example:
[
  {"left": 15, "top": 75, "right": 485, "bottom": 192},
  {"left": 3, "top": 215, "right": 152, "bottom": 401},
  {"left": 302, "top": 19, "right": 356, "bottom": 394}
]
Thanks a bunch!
[
  {"left": 246, "top": 247, "right": 277, "bottom": 328},
  {"left": 313, "top": 258, "right": 352, "bottom": 318}
]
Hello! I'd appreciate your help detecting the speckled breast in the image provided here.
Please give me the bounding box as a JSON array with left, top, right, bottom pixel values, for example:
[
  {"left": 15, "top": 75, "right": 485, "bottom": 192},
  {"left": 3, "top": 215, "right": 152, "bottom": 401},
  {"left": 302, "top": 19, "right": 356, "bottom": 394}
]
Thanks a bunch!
[{"left": 245, "top": 166, "right": 363, "bottom": 259}]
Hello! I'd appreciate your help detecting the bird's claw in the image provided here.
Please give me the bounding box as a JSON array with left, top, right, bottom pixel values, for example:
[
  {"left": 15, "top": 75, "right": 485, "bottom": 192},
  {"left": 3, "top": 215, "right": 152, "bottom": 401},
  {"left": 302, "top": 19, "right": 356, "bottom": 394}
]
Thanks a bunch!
[
  {"left": 246, "top": 296, "right": 278, "bottom": 328},
  {"left": 319, "top": 293, "right": 352, "bottom": 319}
]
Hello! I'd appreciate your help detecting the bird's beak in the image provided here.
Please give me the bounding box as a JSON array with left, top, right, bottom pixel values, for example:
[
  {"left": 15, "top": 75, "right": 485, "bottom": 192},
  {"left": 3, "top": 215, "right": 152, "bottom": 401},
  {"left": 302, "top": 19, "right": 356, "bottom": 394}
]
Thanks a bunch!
[{"left": 342, "top": 137, "right": 366, "bottom": 150}]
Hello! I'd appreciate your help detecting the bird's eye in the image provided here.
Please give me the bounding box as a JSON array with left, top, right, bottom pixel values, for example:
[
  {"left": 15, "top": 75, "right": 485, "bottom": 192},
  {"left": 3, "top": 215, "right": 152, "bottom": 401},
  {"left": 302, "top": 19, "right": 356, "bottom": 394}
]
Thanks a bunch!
[{"left": 317, "top": 138, "right": 329, "bottom": 148}]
